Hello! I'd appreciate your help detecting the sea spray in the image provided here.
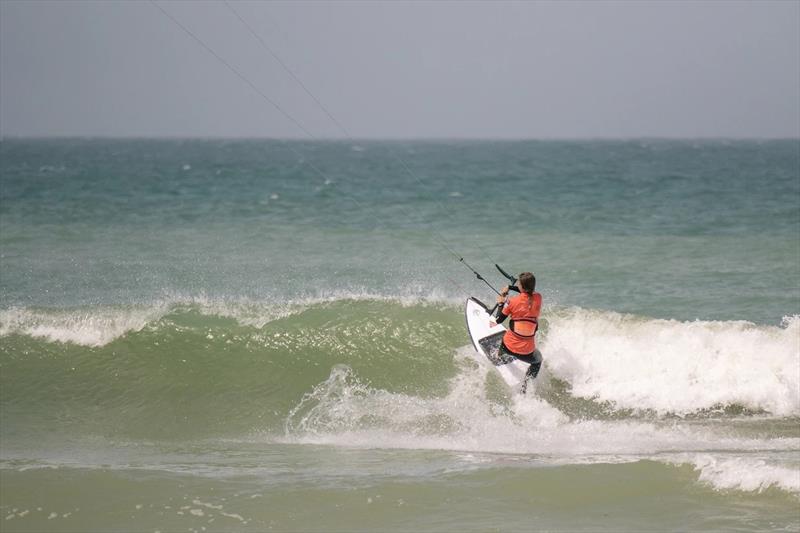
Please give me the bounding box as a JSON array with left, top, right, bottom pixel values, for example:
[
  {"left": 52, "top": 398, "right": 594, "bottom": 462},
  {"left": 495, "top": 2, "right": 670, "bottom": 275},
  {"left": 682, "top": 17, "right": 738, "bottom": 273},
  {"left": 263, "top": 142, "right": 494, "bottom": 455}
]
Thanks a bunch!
[
  {"left": 2, "top": 139, "right": 799, "bottom": 530},
  {"left": 2, "top": 299, "right": 797, "bottom": 418},
  {"left": 545, "top": 308, "right": 800, "bottom": 416},
  {"left": 674, "top": 454, "right": 800, "bottom": 494}
]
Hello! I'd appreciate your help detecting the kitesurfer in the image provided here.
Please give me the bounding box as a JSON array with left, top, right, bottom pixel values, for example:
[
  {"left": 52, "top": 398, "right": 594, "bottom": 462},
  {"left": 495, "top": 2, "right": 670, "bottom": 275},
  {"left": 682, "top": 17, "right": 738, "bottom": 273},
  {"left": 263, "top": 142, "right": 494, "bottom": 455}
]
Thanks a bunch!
[{"left": 494, "top": 272, "right": 542, "bottom": 392}]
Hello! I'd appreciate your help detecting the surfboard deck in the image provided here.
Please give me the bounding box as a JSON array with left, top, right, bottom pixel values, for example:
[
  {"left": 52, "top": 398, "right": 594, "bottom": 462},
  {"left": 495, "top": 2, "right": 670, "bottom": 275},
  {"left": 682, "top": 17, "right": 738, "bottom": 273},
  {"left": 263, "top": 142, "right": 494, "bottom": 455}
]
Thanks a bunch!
[{"left": 464, "top": 297, "right": 529, "bottom": 390}]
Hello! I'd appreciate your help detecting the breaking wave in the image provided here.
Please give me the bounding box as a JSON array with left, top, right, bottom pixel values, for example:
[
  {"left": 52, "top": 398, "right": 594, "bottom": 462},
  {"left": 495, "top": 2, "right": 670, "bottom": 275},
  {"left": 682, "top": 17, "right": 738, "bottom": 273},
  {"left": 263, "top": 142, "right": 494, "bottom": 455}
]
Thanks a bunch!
[
  {"left": 2, "top": 296, "right": 798, "bottom": 496},
  {"left": 1, "top": 298, "right": 797, "bottom": 421}
]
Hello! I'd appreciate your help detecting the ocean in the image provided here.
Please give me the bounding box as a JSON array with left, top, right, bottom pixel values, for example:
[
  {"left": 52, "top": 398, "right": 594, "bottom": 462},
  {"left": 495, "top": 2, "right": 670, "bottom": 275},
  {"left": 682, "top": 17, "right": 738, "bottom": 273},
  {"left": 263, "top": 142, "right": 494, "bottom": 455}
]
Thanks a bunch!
[{"left": 0, "top": 138, "right": 798, "bottom": 531}]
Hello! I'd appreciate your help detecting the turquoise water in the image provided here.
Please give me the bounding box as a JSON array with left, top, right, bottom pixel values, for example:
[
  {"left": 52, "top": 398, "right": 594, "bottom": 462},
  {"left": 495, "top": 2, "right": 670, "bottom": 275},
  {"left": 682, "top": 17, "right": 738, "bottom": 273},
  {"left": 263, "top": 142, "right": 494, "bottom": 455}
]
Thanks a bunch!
[
  {"left": 2, "top": 139, "right": 798, "bottom": 321},
  {"left": 1, "top": 139, "right": 799, "bottom": 531}
]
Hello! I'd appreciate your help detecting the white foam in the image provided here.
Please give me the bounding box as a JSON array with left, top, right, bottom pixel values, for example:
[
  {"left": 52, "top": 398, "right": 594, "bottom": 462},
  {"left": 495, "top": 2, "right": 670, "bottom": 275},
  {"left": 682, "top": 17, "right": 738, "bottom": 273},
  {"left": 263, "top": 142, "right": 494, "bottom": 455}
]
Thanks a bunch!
[
  {"left": 670, "top": 454, "right": 800, "bottom": 494},
  {"left": 4, "top": 298, "right": 798, "bottom": 425},
  {"left": 189, "top": 289, "right": 461, "bottom": 329},
  {"left": 0, "top": 305, "right": 169, "bottom": 347},
  {"left": 543, "top": 309, "right": 800, "bottom": 416},
  {"left": 0, "top": 290, "right": 461, "bottom": 347},
  {"left": 282, "top": 353, "right": 800, "bottom": 459},
  {"left": 278, "top": 355, "right": 800, "bottom": 497},
  {"left": 283, "top": 357, "right": 567, "bottom": 454}
]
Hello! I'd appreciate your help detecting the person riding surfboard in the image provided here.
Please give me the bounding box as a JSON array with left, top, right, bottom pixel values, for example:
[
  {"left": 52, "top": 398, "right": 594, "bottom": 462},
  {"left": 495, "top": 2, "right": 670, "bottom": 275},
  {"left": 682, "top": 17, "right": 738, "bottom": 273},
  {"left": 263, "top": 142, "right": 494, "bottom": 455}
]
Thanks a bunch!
[{"left": 493, "top": 272, "right": 542, "bottom": 393}]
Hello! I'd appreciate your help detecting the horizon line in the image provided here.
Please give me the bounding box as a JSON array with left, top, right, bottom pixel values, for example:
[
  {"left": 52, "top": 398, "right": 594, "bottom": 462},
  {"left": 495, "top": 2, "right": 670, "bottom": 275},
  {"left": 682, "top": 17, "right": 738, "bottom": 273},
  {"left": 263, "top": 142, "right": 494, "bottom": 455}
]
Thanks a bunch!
[{"left": 2, "top": 134, "right": 799, "bottom": 142}]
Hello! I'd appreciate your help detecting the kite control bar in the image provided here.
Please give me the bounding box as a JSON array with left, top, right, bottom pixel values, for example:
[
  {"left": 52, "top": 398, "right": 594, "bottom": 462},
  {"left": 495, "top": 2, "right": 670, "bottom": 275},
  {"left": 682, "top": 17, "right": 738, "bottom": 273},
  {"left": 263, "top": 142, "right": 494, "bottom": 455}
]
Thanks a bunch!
[
  {"left": 495, "top": 264, "right": 519, "bottom": 292},
  {"left": 486, "top": 264, "right": 519, "bottom": 316}
]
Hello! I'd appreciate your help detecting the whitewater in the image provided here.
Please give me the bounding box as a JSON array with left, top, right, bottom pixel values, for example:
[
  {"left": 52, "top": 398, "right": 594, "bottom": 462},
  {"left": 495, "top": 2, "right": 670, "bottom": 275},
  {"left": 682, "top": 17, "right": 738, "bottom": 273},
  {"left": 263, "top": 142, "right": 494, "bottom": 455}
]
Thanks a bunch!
[
  {"left": 1, "top": 139, "right": 798, "bottom": 531},
  {"left": 2, "top": 298, "right": 798, "bottom": 417}
]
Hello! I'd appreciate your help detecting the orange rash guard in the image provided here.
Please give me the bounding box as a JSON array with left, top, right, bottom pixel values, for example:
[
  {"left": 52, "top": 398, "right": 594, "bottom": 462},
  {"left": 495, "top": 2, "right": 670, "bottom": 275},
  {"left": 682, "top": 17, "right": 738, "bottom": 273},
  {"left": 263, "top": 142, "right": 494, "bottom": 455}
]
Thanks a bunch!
[{"left": 500, "top": 292, "right": 542, "bottom": 355}]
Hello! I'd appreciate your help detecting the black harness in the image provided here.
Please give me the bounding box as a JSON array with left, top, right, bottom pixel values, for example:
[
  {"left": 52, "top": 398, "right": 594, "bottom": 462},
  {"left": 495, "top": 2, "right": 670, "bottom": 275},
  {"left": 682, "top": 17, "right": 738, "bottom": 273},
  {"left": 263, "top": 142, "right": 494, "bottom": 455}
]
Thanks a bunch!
[{"left": 509, "top": 317, "right": 539, "bottom": 338}]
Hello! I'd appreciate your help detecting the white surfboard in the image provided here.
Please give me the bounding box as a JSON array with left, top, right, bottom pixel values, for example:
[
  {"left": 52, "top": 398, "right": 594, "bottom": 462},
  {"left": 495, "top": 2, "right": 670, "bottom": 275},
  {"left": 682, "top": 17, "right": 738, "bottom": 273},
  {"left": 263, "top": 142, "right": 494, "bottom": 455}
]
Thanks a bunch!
[{"left": 464, "top": 297, "right": 529, "bottom": 390}]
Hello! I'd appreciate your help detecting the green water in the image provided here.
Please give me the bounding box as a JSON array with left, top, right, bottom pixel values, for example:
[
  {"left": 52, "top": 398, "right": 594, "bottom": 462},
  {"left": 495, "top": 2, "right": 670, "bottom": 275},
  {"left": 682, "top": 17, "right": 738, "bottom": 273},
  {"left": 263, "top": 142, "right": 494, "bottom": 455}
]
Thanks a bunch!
[{"left": 1, "top": 139, "right": 798, "bottom": 531}]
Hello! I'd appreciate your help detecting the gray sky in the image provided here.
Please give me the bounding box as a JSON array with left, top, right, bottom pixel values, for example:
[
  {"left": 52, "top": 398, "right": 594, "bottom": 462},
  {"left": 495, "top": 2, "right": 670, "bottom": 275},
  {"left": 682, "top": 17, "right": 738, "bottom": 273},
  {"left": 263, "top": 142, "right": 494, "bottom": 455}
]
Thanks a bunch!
[{"left": 1, "top": 0, "right": 798, "bottom": 139}]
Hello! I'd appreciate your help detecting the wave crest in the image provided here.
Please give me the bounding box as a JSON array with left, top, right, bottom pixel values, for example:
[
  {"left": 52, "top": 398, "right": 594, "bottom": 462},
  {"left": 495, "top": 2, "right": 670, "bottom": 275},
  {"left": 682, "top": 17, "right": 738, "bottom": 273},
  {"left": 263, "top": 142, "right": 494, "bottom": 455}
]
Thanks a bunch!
[
  {"left": 0, "top": 291, "right": 458, "bottom": 347},
  {"left": 0, "top": 305, "right": 168, "bottom": 347},
  {"left": 544, "top": 309, "right": 800, "bottom": 416},
  {"left": 671, "top": 454, "right": 800, "bottom": 495},
  {"left": 2, "top": 299, "right": 797, "bottom": 418}
]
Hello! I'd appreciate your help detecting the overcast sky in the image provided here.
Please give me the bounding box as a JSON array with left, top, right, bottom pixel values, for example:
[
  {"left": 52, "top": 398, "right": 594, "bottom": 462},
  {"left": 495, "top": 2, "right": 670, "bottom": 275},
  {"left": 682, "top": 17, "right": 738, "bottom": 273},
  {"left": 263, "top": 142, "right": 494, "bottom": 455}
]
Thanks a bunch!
[{"left": 1, "top": 0, "right": 798, "bottom": 139}]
